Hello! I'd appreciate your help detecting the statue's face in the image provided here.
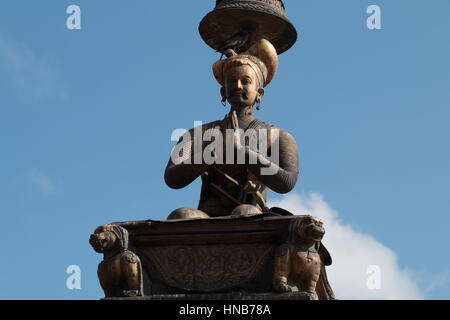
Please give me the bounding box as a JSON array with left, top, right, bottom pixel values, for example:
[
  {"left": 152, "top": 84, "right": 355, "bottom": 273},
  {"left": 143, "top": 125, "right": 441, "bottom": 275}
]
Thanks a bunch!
[
  {"left": 297, "top": 217, "right": 325, "bottom": 242},
  {"left": 89, "top": 230, "right": 118, "bottom": 253},
  {"left": 223, "top": 64, "right": 261, "bottom": 109}
]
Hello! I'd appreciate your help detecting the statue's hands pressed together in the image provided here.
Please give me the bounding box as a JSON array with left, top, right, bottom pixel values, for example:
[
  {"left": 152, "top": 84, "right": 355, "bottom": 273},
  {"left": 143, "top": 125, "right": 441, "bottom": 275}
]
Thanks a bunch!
[{"left": 230, "top": 111, "right": 244, "bottom": 152}]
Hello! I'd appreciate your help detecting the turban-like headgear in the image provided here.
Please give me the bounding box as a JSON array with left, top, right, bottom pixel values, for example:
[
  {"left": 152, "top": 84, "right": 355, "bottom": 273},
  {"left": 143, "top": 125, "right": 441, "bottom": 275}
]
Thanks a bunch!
[{"left": 213, "top": 39, "right": 279, "bottom": 88}]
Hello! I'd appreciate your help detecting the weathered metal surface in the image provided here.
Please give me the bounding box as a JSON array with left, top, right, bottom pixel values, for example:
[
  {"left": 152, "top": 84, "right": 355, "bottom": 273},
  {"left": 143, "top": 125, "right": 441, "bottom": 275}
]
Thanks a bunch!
[{"left": 199, "top": 0, "right": 298, "bottom": 54}]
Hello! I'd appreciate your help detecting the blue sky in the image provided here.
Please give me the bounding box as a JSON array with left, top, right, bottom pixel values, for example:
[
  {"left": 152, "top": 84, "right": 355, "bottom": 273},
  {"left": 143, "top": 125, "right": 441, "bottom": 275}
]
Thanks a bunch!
[{"left": 0, "top": 0, "right": 449, "bottom": 299}]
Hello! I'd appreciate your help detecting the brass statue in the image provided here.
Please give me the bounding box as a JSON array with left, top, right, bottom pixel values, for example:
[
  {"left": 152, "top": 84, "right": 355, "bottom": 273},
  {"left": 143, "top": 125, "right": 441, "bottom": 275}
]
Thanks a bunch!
[
  {"left": 273, "top": 216, "right": 335, "bottom": 300},
  {"left": 89, "top": 225, "right": 143, "bottom": 298},
  {"left": 165, "top": 39, "right": 299, "bottom": 219},
  {"left": 90, "top": 0, "right": 336, "bottom": 300}
]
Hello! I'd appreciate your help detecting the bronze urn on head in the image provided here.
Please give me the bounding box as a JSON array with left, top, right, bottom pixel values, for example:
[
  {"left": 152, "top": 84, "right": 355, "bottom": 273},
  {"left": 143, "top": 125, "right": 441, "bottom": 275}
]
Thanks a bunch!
[{"left": 199, "top": 0, "right": 298, "bottom": 55}]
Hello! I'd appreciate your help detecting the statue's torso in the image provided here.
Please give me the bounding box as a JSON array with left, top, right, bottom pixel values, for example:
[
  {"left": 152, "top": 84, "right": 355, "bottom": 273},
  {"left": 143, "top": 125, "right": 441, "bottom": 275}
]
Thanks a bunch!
[
  {"left": 289, "top": 244, "right": 321, "bottom": 293},
  {"left": 197, "top": 118, "right": 272, "bottom": 216},
  {"left": 98, "top": 254, "right": 123, "bottom": 296}
]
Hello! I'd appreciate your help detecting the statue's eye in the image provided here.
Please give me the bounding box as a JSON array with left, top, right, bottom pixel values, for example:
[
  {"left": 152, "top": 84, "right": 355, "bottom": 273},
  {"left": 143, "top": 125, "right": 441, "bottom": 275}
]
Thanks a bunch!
[{"left": 242, "top": 78, "right": 251, "bottom": 85}]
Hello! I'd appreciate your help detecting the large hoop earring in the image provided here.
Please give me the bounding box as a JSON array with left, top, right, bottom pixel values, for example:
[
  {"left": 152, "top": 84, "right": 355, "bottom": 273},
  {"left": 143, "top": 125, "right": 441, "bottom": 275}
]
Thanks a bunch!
[{"left": 256, "top": 100, "right": 261, "bottom": 110}]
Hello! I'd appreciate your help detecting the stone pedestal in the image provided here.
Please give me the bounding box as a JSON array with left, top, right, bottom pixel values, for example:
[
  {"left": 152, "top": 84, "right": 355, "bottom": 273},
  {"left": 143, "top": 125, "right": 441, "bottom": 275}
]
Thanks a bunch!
[{"left": 90, "top": 214, "right": 335, "bottom": 300}]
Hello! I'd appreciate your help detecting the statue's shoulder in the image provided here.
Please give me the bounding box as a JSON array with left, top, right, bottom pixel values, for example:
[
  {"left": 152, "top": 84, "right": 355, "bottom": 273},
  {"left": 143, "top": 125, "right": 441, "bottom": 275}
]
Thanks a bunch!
[
  {"left": 249, "top": 118, "right": 273, "bottom": 130},
  {"left": 186, "top": 120, "right": 223, "bottom": 134},
  {"left": 120, "top": 250, "right": 140, "bottom": 264},
  {"left": 269, "top": 124, "right": 297, "bottom": 142},
  {"left": 253, "top": 121, "right": 297, "bottom": 147},
  {"left": 251, "top": 119, "right": 292, "bottom": 134}
]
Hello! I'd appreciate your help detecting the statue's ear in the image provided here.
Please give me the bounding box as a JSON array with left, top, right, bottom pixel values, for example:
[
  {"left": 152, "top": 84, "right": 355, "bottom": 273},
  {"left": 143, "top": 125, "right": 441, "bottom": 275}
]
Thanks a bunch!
[
  {"left": 220, "top": 87, "right": 226, "bottom": 99},
  {"left": 315, "top": 242, "right": 321, "bottom": 252},
  {"left": 257, "top": 88, "right": 265, "bottom": 102},
  {"left": 220, "top": 87, "right": 227, "bottom": 105},
  {"left": 319, "top": 243, "right": 332, "bottom": 266}
]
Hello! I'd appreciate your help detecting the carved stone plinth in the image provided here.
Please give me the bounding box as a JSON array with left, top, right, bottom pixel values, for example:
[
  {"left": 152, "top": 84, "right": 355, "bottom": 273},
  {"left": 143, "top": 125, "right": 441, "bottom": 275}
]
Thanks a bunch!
[
  {"left": 105, "top": 292, "right": 312, "bottom": 301},
  {"left": 90, "top": 214, "right": 335, "bottom": 300}
]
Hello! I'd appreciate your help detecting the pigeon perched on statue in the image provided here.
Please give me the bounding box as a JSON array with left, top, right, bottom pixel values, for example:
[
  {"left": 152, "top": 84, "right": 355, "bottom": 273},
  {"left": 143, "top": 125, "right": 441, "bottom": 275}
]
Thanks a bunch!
[{"left": 217, "top": 31, "right": 249, "bottom": 60}]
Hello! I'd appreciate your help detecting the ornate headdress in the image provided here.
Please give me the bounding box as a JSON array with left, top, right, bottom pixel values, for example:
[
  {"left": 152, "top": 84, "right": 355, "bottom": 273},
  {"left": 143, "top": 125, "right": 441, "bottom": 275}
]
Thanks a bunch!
[{"left": 213, "top": 38, "right": 279, "bottom": 88}]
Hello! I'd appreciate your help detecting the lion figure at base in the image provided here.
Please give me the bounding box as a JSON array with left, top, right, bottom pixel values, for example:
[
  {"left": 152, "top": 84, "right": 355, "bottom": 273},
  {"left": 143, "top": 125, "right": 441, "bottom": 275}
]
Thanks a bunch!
[
  {"left": 273, "top": 216, "right": 335, "bottom": 300},
  {"left": 89, "top": 224, "right": 143, "bottom": 298}
]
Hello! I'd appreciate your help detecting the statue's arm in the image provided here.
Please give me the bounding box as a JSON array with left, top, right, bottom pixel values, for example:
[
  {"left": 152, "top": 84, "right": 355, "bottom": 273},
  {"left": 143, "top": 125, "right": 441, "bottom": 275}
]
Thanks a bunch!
[
  {"left": 246, "top": 128, "right": 299, "bottom": 194},
  {"left": 164, "top": 129, "right": 210, "bottom": 189}
]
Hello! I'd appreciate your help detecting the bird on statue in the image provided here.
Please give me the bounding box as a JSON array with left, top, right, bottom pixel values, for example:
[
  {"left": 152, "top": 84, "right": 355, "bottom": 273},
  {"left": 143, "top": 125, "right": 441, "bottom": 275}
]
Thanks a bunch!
[{"left": 217, "top": 31, "right": 249, "bottom": 60}]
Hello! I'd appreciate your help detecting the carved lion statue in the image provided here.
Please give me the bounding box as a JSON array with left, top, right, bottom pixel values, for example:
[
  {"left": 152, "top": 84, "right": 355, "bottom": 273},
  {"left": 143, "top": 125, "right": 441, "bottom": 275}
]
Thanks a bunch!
[
  {"left": 89, "top": 224, "right": 143, "bottom": 298},
  {"left": 273, "top": 216, "right": 335, "bottom": 300}
]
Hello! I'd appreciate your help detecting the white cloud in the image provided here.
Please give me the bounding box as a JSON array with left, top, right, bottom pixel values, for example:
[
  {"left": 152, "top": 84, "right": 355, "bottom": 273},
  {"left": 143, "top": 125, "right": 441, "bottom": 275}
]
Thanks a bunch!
[
  {"left": 0, "top": 32, "right": 66, "bottom": 101},
  {"left": 29, "top": 169, "right": 56, "bottom": 196},
  {"left": 268, "top": 193, "right": 423, "bottom": 300}
]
